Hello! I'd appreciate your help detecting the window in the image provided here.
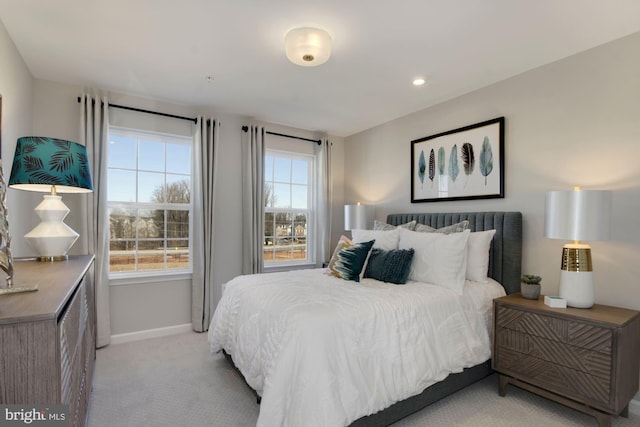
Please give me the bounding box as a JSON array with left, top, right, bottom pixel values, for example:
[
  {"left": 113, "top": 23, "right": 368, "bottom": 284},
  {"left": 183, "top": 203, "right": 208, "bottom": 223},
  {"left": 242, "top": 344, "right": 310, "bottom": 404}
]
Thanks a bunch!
[
  {"left": 264, "top": 150, "right": 314, "bottom": 266},
  {"left": 107, "top": 128, "right": 192, "bottom": 275}
]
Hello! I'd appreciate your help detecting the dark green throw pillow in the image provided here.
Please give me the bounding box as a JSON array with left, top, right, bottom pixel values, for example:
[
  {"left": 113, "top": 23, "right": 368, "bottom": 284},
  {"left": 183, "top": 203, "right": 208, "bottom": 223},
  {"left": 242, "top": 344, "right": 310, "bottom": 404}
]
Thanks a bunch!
[
  {"left": 364, "top": 248, "right": 415, "bottom": 285},
  {"left": 328, "top": 240, "right": 375, "bottom": 282}
]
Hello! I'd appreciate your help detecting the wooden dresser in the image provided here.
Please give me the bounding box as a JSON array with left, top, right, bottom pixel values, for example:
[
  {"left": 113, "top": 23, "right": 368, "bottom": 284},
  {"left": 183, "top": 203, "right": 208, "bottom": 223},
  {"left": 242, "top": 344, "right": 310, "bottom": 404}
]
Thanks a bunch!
[
  {"left": 493, "top": 294, "right": 640, "bottom": 427},
  {"left": 0, "top": 255, "right": 95, "bottom": 427}
]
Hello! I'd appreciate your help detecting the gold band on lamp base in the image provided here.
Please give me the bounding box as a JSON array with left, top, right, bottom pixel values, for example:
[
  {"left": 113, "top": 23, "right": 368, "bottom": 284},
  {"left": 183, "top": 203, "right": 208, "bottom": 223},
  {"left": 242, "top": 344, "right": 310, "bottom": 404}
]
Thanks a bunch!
[{"left": 559, "top": 244, "right": 594, "bottom": 308}]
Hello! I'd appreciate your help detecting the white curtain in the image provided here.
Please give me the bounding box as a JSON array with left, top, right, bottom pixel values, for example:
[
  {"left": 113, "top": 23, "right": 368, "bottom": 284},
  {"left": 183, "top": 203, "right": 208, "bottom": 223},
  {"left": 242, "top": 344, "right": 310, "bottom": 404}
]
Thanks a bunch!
[
  {"left": 79, "top": 94, "right": 111, "bottom": 348},
  {"left": 315, "top": 138, "right": 333, "bottom": 265},
  {"left": 241, "top": 125, "right": 264, "bottom": 274},
  {"left": 191, "top": 117, "right": 219, "bottom": 331}
]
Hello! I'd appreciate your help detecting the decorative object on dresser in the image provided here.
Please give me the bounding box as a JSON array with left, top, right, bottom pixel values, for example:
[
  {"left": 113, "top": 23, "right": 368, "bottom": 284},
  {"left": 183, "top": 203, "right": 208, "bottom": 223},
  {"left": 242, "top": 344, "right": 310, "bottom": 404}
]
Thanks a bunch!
[
  {"left": 544, "top": 187, "right": 612, "bottom": 308},
  {"left": 0, "top": 255, "right": 95, "bottom": 427},
  {"left": 493, "top": 294, "right": 640, "bottom": 427},
  {"left": 9, "top": 137, "right": 93, "bottom": 262},
  {"left": 520, "top": 274, "right": 541, "bottom": 300}
]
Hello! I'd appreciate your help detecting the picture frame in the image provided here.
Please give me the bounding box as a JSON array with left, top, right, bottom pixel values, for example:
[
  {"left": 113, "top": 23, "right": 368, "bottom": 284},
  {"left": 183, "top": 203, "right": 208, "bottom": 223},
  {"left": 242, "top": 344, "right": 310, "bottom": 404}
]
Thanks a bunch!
[{"left": 411, "top": 117, "right": 504, "bottom": 203}]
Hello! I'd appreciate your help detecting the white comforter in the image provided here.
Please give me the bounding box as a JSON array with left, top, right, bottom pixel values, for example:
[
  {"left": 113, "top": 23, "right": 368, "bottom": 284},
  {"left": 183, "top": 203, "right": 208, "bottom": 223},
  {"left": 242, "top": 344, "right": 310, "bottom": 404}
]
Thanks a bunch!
[{"left": 208, "top": 269, "right": 505, "bottom": 427}]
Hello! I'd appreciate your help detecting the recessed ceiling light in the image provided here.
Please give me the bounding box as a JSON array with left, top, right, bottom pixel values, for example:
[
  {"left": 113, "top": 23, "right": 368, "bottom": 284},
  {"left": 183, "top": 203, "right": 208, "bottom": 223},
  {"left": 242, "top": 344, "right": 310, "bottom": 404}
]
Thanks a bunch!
[{"left": 413, "top": 78, "right": 426, "bottom": 86}]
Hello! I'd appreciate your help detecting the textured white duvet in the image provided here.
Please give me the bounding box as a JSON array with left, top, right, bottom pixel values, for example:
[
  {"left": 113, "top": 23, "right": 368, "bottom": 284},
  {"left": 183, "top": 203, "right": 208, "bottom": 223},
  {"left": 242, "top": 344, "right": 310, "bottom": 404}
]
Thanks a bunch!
[{"left": 208, "top": 269, "right": 505, "bottom": 427}]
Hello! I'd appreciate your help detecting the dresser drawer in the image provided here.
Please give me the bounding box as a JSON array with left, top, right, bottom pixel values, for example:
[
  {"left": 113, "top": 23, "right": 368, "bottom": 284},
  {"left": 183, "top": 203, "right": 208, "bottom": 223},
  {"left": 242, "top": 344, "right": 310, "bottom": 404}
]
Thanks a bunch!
[{"left": 496, "top": 305, "right": 612, "bottom": 354}]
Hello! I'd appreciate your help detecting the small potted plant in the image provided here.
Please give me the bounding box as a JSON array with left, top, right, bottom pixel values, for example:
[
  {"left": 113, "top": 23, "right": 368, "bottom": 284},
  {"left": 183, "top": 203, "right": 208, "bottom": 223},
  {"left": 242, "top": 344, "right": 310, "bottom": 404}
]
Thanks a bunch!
[{"left": 520, "top": 274, "right": 542, "bottom": 300}]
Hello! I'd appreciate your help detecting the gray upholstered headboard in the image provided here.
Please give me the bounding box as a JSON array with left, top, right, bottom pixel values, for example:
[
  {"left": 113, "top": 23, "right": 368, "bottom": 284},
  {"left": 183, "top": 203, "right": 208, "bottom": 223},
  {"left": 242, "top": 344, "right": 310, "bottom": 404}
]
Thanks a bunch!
[{"left": 387, "top": 211, "right": 523, "bottom": 295}]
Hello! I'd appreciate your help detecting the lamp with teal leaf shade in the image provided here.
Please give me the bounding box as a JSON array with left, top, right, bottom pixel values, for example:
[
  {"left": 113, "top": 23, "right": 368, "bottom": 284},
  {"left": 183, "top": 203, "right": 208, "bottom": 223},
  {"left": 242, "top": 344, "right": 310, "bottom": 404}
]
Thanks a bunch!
[{"left": 9, "top": 136, "right": 93, "bottom": 262}]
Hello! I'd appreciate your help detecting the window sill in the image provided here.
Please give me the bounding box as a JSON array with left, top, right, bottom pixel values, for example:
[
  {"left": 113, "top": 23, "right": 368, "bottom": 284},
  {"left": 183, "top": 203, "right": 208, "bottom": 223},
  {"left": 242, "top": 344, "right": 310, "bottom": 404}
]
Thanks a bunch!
[
  {"left": 264, "top": 263, "right": 318, "bottom": 273},
  {"left": 109, "top": 271, "right": 192, "bottom": 286}
]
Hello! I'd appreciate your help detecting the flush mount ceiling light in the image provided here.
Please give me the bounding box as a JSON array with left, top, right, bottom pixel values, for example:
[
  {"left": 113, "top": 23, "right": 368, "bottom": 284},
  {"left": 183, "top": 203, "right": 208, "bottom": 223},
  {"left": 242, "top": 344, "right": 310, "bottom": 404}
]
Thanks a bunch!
[
  {"left": 413, "top": 78, "right": 426, "bottom": 86},
  {"left": 285, "top": 27, "right": 332, "bottom": 67}
]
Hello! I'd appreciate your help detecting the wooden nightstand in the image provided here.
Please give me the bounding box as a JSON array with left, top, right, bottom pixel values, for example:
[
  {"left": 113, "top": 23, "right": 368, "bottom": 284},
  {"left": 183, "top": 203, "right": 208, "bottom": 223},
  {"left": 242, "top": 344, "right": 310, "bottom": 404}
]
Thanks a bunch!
[{"left": 493, "top": 294, "right": 640, "bottom": 427}]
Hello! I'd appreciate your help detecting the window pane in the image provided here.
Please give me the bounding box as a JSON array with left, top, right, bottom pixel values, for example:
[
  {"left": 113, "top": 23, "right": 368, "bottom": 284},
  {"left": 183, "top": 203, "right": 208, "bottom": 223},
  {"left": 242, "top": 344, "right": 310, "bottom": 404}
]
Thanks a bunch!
[
  {"left": 109, "top": 208, "right": 137, "bottom": 240},
  {"left": 166, "top": 143, "right": 191, "bottom": 175},
  {"left": 138, "top": 209, "right": 163, "bottom": 238},
  {"left": 264, "top": 155, "right": 273, "bottom": 182},
  {"left": 273, "top": 183, "right": 291, "bottom": 208},
  {"left": 109, "top": 240, "right": 136, "bottom": 272},
  {"left": 165, "top": 175, "right": 191, "bottom": 204},
  {"left": 291, "top": 159, "right": 307, "bottom": 184},
  {"left": 293, "top": 214, "right": 307, "bottom": 261},
  {"left": 291, "top": 184, "right": 307, "bottom": 209},
  {"left": 138, "top": 171, "right": 165, "bottom": 203},
  {"left": 138, "top": 139, "right": 165, "bottom": 172},
  {"left": 264, "top": 183, "right": 276, "bottom": 208},
  {"left": 273, "top": 157, "right": 291, "bottom": 182},
  {"left": 138, "top": 240, "right": 165, "bottom": 271},
  {"left": 108, "top": 170, "right": 136, "bottom": 202},
  {"left": 167, "top": 240, "right": 190, "bottom": 270},
  {"left": 108, "top": 134, "right": 136, "bottom": 169},
  {"left": 167, "top": 210, "right": 189, "bottom": 238}
]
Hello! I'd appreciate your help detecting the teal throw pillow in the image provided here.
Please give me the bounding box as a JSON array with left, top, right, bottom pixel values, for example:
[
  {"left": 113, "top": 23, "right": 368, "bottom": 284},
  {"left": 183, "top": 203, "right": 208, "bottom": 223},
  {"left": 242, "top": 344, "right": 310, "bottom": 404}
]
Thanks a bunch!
[
  {"left": 364, "top": 248, "right": 415, "bottom": 284},
  {"left": 328, "top": 239, "right": 375, "bottom": 282}
]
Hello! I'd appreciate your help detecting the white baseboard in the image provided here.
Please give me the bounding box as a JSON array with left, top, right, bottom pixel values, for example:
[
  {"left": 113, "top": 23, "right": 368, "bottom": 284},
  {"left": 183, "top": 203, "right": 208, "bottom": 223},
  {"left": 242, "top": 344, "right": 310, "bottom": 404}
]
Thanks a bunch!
[
  {"left": 630, "top": 397, "right": 640, "bottom": 416},
  {"left": 110, "top": 323, "right": 193, "bottom": 345}
]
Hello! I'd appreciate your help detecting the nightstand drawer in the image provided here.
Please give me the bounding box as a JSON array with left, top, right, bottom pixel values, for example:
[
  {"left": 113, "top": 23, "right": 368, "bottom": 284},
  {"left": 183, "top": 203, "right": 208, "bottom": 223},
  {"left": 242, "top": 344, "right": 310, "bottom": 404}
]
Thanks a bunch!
[
  {"left": 496, "top": 328, "right": 612, "bottom": 379},
  {"left": 496, "top": 305, "right": 612, "bottom": 354},
  {"left": 495, "top": 346, "right": 611, "bottom": 405}
]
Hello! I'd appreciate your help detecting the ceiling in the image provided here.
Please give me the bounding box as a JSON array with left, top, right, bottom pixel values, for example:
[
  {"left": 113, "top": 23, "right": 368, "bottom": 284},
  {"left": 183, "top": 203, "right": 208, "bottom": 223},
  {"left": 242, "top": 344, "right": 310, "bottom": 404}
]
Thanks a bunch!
[{"left": 1, "top": 1, "right": 640, "bottom": 137}]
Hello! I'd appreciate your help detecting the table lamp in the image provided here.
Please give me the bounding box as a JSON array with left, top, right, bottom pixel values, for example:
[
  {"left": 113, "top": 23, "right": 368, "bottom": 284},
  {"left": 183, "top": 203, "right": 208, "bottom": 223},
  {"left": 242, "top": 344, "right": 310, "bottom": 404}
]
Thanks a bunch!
[
  {"left": 344, "top": 203, "right": 373, "bottom": 230},
  {"left": 544, "top": 187, "right": 611, "bottom": 308},
  {"left": 9, "top": 136, "right": 93, "bottom": 262}
]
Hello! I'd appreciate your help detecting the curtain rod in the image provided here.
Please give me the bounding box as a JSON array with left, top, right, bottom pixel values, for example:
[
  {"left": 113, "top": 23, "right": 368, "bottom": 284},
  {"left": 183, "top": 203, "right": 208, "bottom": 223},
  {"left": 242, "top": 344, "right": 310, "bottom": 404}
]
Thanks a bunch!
[
  {"left": 241, "top": 125, "right": 321, "bottom": 145},
  {"left": 77, "top": 96, "right": 198, "bottom": 123}
]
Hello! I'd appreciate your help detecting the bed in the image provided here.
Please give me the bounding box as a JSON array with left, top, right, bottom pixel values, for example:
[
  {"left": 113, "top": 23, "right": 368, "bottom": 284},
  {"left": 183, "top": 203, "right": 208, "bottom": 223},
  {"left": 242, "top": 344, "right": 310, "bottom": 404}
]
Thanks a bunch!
[{"left": 209, "top": 211, "right": 522, "bottom": 426}]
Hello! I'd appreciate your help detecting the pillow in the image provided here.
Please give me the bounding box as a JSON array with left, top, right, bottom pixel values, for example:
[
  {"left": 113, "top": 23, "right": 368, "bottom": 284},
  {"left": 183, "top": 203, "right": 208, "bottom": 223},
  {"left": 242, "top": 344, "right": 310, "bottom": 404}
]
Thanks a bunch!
[
  {"left": 398, "top": 228, "right": 471, "bottom": 294},
  {"left": 351, "top": 228, "right": 400, "bottom": 250},
  {"left": 414, "top": 220, "right": 469, "bottom": 234},
  {"left": 466, "top": 230, "right": 496, "bottom": 282},
  {"left": 364, "top": 248, "right": 415, "bottom": 284},
  {"left": 327, "top": 237, "right": 375, "bottom": 282},
  {"left": 373, "top": 220, "right": 417, "bottom": 231}
]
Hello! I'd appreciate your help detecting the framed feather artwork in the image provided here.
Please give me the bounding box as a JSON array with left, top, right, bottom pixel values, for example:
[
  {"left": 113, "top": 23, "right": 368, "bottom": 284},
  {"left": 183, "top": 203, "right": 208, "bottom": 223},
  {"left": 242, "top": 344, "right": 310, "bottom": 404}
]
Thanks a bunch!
[{"left": 411, "top": 117, "right": 504, "bottom": 203}]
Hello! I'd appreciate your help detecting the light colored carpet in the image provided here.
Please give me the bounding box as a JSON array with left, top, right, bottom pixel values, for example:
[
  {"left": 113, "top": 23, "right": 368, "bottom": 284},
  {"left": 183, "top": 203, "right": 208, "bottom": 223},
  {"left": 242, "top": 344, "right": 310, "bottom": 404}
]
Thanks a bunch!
[{"left": 87, "top": 331, "right": 639, "bottom": 427}]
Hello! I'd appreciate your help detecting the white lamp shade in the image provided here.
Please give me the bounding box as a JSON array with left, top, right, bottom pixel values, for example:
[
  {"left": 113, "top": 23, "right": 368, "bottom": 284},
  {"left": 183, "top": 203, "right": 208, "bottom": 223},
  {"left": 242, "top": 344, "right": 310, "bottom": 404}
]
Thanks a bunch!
[
  {"left": 544, "top": 189, "right": 612, "bottom": 241},
  {"left": 285, "top": 27, "right": 332, "bottom": 67},
  {"left": 344, "top": 204, "right": 373, "bottom": 230}
]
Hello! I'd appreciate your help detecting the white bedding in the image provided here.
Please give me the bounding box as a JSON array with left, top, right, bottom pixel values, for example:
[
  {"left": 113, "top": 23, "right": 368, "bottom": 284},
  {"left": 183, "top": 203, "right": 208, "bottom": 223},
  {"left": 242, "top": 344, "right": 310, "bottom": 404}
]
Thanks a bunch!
[{"left": 208, "top": 269, "right": 505, "bottom": 427}]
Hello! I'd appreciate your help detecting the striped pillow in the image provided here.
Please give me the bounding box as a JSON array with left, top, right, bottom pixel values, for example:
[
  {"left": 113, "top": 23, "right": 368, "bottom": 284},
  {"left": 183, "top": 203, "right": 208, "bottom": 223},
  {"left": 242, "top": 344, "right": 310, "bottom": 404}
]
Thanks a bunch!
[
  {"left": 414, "top": 220, "right": 469, "bottom": 234},
  {"left": 327, "top": 236, "right": 375, "bottom": 282},
  {"left": 373, "top": 220, "right": 417, "bottom": 231}
]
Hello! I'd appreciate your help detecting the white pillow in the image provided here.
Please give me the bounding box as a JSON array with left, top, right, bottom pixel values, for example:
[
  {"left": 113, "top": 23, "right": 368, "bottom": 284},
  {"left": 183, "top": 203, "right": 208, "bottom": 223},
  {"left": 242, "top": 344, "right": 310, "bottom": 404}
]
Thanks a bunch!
[
  {"left": 399, "top": 228, "right": 470, "bottom": 294},
  {"left": 466, "top": 230, "right": 496, "bottom": 282},
  {"left": 351, "top": 228, "right": 400, "bottom": 251}
]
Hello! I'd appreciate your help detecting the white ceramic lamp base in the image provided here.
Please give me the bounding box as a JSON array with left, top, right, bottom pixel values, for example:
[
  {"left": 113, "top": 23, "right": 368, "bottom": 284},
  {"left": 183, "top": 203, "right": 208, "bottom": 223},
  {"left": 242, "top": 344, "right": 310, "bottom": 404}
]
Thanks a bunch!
[
  {"left": 558, "top": 270, "right": 594, "bottom": 308},
  {"left": 25, "top": 195, "right": 79, "bottom": 261}
]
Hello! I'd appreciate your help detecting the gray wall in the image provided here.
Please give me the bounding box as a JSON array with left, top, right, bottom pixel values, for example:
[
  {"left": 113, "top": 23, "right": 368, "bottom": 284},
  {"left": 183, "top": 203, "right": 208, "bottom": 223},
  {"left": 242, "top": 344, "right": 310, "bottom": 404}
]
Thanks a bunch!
[
  {"left": 0, "top": 19, "right": 35, "bottom": 255},
  {"left": 344, "top": 32, "right": 640, "bottom": 403}
]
